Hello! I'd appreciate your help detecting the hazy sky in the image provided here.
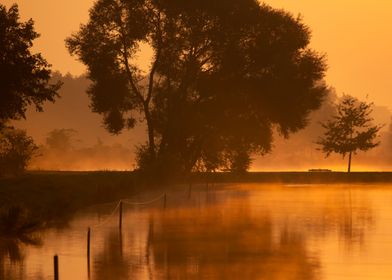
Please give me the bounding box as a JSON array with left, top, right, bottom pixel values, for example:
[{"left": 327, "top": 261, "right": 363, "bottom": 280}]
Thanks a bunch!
[{"left": 4, "top": 0, "right": 392, "bottom": 108}]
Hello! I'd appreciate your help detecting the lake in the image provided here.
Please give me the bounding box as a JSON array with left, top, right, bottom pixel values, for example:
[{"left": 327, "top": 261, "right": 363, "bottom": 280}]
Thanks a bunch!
[{"left": 2, "top": 183, "right": 392, "bottom": 279}]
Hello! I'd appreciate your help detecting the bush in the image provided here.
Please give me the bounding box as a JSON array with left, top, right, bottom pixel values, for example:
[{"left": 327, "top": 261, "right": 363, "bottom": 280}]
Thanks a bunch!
[{"left": 0, "top": 127, "right": 38, "bottom": 176}]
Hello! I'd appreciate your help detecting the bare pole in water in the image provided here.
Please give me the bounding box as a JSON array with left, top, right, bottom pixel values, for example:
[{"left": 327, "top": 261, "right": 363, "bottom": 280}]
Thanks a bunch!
[
  {"left": 87, "top": 227, "right": 91, "bottom": 278},
  {"left": 163, "top": 193, "right": 167, "bottom": 209},
  {"left": 54, "top": 255, "right": 59, "bottom": 280},
  {"left": 119, "top": 201, "right": 123, "bottom": 230}
]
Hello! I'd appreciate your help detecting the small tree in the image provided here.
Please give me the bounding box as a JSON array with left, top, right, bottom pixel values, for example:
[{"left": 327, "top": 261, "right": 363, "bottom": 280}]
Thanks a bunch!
[
  {"left": 317, "top": 95, "right": 382, "bottom": 173},
  {"left": 0, "top": 127, "right": 38, "bottom": 176},
  {"left": 46, "top": 129, "right": 78, "bottom": 152}
]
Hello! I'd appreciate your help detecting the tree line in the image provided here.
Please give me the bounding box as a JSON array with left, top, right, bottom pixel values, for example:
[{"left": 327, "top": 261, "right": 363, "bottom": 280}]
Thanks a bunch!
[{"left": 0, "top": 2, "right": 382, "bottom": 176}]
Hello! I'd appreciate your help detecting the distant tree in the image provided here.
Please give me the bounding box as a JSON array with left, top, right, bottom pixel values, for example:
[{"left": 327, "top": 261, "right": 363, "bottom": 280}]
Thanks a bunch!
[
  {"left": 0, "top": 127, "right": 38, "bottom": 176},
  {"left": 67, "top": 0, "right": 327, "bottom": 175},
  {"left": 317, "top": 95, "right": 383, "bottom": 173},
  {"left": 0, "top": 4, "right": 61, "bottom": 126},
  {"left": 45, "top": 129, "right": 78, "bottom": 151}
]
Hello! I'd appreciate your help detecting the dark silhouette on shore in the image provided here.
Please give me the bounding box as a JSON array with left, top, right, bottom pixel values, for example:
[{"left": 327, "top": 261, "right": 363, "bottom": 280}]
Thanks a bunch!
[
  {"left": 0, "top": 4, "right": 61, "bottom": 176},
  {"left": 67, "top": 0, "right": 327, "bottom": 177},
  {"left": 317, "top": 95, "right": 382, "bottom": 173}
]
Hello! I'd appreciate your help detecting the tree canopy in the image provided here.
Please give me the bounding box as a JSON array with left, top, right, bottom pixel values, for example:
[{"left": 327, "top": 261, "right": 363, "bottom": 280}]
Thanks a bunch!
[
  {"left": 67, "top": 0, "right": 327, "bottom": 175},
  {"left": 0, "top": 4, "right": 61, "bottom": 126},
  {"left": 317, "top": 95, "right": 382, "bottom": 172}
]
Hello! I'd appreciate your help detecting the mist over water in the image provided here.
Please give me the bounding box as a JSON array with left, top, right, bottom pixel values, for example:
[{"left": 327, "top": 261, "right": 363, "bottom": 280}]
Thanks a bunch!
[{"left": 2, "top": 183, "right": 392, "bottom": 280}]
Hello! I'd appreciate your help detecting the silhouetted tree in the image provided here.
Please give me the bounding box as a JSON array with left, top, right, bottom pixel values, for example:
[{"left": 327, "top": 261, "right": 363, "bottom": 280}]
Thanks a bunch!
[
  {"left": 45, "top": 128, "right": 78, "bottom": 151},
  {"left": 67, "top": 0, "right": 327, "bottom": 175},
  {"left": 0, "top": 4, "right": 61, "bottom": 126},
  {"left": 226, "top": 147, "right": 253, "bottom": 174},
  {"left": 317, "top": 95, "right": 382, "bottom": 173},
  {"left": 0, "top": 127, "right": 38, "bottom": 176}
]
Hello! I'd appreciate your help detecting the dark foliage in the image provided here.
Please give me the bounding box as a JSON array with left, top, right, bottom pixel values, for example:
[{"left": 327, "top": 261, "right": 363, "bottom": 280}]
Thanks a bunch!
[
  {"left": 0, "top": 4, "right": 61, "bottom": 125},
  {"left": 0, "top": 127, "right": 38, "bottom": 176},
  {"left": 67, "top": 0, "right": 327, "bottom": 175},
  {"left": 45, "top": 128, "right": 78, "bottom": 151}
]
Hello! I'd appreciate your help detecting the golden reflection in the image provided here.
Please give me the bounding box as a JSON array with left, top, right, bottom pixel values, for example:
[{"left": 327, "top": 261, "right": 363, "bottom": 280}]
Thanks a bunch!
[
  {"left": 0, "top": 184, "right": 384, "bottom": 279},
  {"left": 0, "top": 235, "right": 41, "bottom": 280},
  {"left": 148, "top": 200, "right": 320, "bottom": 279},
  {"left": 93, "top": 230, "right": 129, "bottom": 280}
]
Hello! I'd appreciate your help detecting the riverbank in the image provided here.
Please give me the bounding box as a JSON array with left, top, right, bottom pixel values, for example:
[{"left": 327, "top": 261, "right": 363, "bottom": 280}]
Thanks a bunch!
[
  {"left": 2, "top": 171, "right": 392, "bottom": 226},
  {"left": 203, "top": 171, "right": 392, "bottom": 183},
  {"left": 0, "top": 171, "right": 145, "bottom": 227}
]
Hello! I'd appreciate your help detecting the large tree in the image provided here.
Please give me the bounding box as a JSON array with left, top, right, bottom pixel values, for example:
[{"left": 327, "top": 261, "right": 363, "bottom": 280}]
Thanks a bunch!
[
  {"left": 67, "top": 0, "right": 327, "bottom": 175},
  {"left": 0, "top": 4, "right": 61, "bottom": 126},
  {"left": 317, "top": 95, "right": 382, "bottom": 173}
]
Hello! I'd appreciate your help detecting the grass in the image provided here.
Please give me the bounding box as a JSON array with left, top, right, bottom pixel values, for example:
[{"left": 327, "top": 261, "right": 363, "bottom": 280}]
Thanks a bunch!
[
  {"left": 0, "top": 171, "right": 145, "bottom": 228},
  {"left": 2, "top": 170, "right": 392, "bottom": 229},
  {"left": 200, "top": 171, "right": 392, "bottom": 184}
]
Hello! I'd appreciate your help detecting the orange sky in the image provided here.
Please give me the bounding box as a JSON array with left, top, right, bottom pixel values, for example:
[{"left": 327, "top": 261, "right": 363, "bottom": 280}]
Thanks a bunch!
[{"left": 3, "top": 0, "right": 392, "bottom": 108}]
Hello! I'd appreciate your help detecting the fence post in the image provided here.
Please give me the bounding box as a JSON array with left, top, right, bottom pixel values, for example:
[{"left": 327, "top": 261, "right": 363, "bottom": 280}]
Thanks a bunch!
[
  {"left": 87, "top": 227, "right": 91, "bottom": 259},
  {"left": 87, "top": 227, "right": 91, "bottom": 278},
  {"left": 119, "top": 201, "right": 123, "bottom": 230},
  {"left": 54, "top": 255, "right": 59, "bottom": 280}
]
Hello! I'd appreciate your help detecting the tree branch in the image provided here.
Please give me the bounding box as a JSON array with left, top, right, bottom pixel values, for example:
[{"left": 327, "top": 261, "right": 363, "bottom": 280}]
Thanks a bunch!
[
  {"left": 113, "top": 0, "right": 145, "bottom": 105},
  {"left": 146, "top": 12, "right": 162, "bottom": 105}
]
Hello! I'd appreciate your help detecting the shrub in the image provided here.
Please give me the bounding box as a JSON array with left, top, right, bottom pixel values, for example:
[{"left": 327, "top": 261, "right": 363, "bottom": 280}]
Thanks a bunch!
[{"left": 0, "top": 127, "right": 38, "bottom": 176}]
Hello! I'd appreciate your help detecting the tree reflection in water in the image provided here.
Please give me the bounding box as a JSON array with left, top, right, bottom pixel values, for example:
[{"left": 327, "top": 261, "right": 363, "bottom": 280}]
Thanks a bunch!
[
  {"left": 0, "top": 186, "right": 375, "bottom": 279},
  {"left": 0, "top": 234, "right": 41, "bottom": 279},
  {"left": 273, "top": 188, "right": 374, "bottom": 248},
  {"left": 147, "top": 204, "right": 320, "bottom": 280},
  {"left": 91, "top": 187, "right": 375, "bottom": 280},
  {"left": 93, "top": 230, "right": 130, "bottom": 280},
  {"left": 0, "top": 205, "right": 42, "bottom": 280}
]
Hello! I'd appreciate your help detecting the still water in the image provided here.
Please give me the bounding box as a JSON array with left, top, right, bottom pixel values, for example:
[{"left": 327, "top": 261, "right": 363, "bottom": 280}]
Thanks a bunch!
[{"left": 2, "top": 183, "right": 392, "bottom": 279}]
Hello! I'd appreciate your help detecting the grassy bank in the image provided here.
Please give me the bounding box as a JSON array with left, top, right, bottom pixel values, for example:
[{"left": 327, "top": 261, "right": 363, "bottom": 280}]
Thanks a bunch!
[
  {"left": 0, "top": 171, "right": 145, "bottom": 227},
  {"left": 2, "top": 171, "right": 392, "bottom": 227},
  {"left": 201, "top": 171, "right": 392, "bottom": 184}
]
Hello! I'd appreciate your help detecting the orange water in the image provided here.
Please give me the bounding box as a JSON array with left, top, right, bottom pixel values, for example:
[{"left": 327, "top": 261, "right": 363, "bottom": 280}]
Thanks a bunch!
[{"left": 2, "top": 183, "right": 392, "bottom": 279}]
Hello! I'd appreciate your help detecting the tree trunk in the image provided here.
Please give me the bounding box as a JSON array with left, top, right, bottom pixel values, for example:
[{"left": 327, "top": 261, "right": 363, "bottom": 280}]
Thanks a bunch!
[
  {"left": 143, "top": 103, "right": 156, "bottom": 159},
  {"left": 347, "top": 151, "right": 352, "bottom": 173}
]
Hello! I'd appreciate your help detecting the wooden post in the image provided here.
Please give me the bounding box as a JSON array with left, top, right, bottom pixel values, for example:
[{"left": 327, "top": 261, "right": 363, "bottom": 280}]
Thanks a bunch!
[
  {"left": 87, "top": 227, "right": 91, "bottom": 259},
  {"left": 119, "top": 228, "right": 123, "bottom": 257},
  {"left": 163, "top": 193, "right": 167, "bottom": 209},
  {"left": 119, "top": 201, "right": 123, "bottom": 230},
  {"left": 87, "top": 227, "right": 91, "bottom": 278},
  {"left": 54, "top": 255, "right": 59, "bottom": 280}
]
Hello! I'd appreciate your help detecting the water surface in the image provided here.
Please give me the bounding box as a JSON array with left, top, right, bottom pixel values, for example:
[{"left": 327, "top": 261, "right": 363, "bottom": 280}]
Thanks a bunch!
[{"left": 2, "top": 183, "right": 392, "bottom": 279}]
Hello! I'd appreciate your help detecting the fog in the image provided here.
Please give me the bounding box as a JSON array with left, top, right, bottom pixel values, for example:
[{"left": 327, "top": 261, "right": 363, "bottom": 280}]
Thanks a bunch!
[
  {"left": 13, "top": 73, "right": 144, "bottom": 171},
  {"left": 13, "top": 74, "right": 392, "bottom": 172},
  {"left": 254, "top": 93, "right": 392, "bottom": 171}
]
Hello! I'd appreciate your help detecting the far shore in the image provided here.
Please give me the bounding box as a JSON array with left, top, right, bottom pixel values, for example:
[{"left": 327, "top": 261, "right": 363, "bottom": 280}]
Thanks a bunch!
[
  {"left": 15, "top": 170, "right": 392, "bottom": 183},
  {"left": 1, "top": 171, "right": 392, "bottom": 230}
]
